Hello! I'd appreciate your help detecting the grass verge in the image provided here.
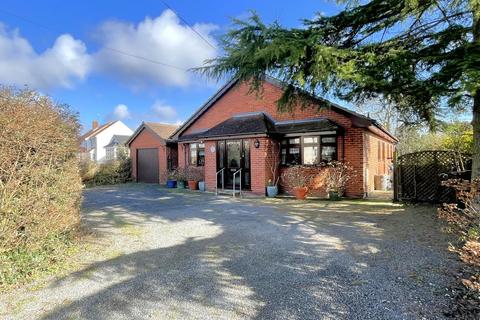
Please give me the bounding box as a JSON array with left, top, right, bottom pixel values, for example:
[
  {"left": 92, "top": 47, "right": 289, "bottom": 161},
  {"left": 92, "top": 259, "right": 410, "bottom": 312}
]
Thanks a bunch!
[{"left": 0, "top": 231, "right": 80, "bottom": 293}]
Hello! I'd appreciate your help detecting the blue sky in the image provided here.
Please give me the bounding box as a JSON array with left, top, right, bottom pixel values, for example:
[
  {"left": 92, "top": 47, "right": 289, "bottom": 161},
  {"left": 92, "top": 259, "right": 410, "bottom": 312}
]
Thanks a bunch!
[{"left": 0, "top": 0, "right": 343, "bottom": 133}]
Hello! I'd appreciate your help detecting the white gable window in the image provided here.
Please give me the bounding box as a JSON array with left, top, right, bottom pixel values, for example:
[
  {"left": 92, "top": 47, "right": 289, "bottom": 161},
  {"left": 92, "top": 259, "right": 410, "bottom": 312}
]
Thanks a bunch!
[{"left": 105, "top": 147, "right": 116, "bottom": 161}]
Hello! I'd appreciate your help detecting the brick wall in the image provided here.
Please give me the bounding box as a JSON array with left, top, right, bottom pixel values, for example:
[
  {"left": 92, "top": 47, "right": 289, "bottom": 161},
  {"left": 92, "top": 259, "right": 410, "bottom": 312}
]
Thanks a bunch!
[
  {"left": 364, "top": 132, "right": 395, "bottom": 192},
  {"left": 129, "top": 128, "right": 168, "bottom": 184}
]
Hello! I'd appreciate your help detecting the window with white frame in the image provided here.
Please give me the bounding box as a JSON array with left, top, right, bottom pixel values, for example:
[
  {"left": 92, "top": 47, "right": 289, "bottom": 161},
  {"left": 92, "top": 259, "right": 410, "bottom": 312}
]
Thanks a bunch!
[
  {"left": 281, "top": 135, "right": 337, "bottom": 166},
  {"left": 106, "top": 147, "right": 116, "bottom": 161}
]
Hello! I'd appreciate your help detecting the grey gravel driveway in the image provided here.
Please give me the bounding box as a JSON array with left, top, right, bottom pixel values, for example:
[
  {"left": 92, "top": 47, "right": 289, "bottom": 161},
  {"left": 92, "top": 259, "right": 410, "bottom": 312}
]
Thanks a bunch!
[{"left": 0, "top": 184, "right": 458, "bottom": 319}]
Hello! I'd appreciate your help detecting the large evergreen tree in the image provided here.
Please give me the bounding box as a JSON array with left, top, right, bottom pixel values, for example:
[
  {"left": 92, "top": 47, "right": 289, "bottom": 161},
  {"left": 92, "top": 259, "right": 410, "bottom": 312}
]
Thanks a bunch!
[{"left": 202, "top": 0, "right": 480, "bottom": 178}]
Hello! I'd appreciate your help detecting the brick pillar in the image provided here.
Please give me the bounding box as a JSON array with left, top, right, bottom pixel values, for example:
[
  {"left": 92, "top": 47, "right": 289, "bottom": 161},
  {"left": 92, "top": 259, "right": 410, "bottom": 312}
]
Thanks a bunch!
[
  {"left": 250, "top": 137, "right": 273, "bottom": 195},
  {"left": 204, "top": 140, "right": 217, "bottom": 192},
  {"left": 178, "top": 143, "right": 187, "bottom": 169}
]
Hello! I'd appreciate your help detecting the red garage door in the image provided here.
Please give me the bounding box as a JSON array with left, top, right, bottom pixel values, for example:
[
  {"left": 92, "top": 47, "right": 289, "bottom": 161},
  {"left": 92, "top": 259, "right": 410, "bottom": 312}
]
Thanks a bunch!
[{"left": 137, "top": 148, "right": 159, "bottom": 183}]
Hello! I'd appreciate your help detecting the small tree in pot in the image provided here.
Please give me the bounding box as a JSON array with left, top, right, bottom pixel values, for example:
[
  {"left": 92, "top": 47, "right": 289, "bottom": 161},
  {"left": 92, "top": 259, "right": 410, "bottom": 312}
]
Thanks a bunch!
[
  {"left": 186, "top": 166, "right": 203, "bottom": 190},
  {"left": 266, "top": 140, "right": 281, "bottom": 197},
  {"left": 325, "top": 161, "right": 356, "bottom": 200},
  {"left": 281, "top": 165, "right": 312, "bottom": 200},
  {"left": 176, "top": 168, "right": 187, "bottom": 188}
]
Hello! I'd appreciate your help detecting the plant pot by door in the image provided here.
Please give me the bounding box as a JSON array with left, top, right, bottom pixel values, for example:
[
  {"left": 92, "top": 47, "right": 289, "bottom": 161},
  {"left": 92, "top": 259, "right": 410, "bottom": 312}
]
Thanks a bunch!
[
  {"left": 188, "top": 180, "right": 199, "bottom": 190},
  {"left": 166, "top": 180, "right": 177, "bottom": 188},
  {"left": 293, "top": 187, "right": 308, "bottom": 200},
  {"left": 328, "top": 191, "right": 341, "bottom": 201},
  {"left": 266, "top": 185, "right": 278, "bottom": 197},
  {"left": 177, "top": 181, "right": 186, "bottom": 189},
  {"left": 198, "top": 181, "right": 205, "bottom": 191}
]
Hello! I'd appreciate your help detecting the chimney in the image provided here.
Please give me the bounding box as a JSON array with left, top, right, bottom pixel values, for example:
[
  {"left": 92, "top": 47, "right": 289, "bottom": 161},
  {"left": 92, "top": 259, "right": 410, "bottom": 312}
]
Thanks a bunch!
[{"left": 92, "top": 120, "right": 99, "bottom": 129}]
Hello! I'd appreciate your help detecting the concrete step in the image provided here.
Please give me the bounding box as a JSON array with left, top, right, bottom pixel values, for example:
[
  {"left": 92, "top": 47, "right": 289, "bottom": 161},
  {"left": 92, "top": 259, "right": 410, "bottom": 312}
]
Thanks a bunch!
[{"left": 216, "top": 189, "right": 242, "bottom": 196}]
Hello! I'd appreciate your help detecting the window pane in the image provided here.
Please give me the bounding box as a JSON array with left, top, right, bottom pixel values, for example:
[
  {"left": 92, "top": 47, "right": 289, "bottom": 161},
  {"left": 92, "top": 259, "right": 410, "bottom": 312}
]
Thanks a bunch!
[
  {"left": 289, "top": 138, "right": 300, "bottom": 144},
  {"left": 227, "top": 141, "right": 241, "bottom": 168},
  {"left": 243, "top": 140, "right": 250, "bottom": 169},
  {"left": 321, "top": 137, "right": 336, "bottom": 143},
  {"left": 288, "top": 147, "right": 301, "bottom": 165},
  {"left": 322, "top": 146, "right": 337, "bottom": 162},
  {"left": 303, "top": 137, "right": 318, "bottom": 144},
  {"left": 281, "top": 140, "right": 287, "bottom": 145},
  {"left": 190, "top": 149, "right": 197, "bottom": 165},
  {"left": 218, "top": 141, "right": 225, "bottom": 168},
  {"left": 191, "top": 143, "right": 197, "bottom": 150},
  {"left": 303, "top": 146, "right": 319, "bottom": 165},
  {"left": 198, "top": 149, "right": 205, "bottom": 166}
]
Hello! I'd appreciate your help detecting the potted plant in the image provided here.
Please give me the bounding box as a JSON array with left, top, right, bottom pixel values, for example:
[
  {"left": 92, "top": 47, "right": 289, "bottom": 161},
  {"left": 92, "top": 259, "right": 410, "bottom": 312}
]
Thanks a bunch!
[
  {"left": 325, "top": 161, "right": 355, "bottom": 200},
  {"left": 281, "top": 165, "right": 312, "bottom": 200},
  {"left": 176, "top": 168, "right": 186, "bottom": 189},
  {"left": 166, "top": 169, "right": 177, "bottom": 188},
  {"left": 186, "top": 166, "right": 202, "bottom": 190},
  {"left": 266, "top": 141, "right": 280, "bottom": 197}
]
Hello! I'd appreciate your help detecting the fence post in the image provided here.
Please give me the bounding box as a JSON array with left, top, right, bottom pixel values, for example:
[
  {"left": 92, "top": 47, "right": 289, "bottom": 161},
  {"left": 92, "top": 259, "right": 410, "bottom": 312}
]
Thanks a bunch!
[{"left": 393, "top": 150, "right": 399, "bottom": 202}]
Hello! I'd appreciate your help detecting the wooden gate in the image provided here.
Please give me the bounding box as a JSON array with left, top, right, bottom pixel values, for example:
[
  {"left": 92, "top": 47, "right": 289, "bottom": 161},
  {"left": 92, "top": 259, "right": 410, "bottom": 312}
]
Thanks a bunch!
[{"left": 394, "top": 150, "right": 471, "bottom": 203}]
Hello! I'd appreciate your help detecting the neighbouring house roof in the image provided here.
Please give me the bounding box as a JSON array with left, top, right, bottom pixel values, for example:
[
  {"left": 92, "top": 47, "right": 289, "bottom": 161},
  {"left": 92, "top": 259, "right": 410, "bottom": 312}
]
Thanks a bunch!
[
  {"left": 104, "top": 135, "right": 131, "bottom": 148},
  {"left": 126, "top": 122, "right": 179, "bottom": 146},
  {"left": 170, "top": 76, "right": 398, "bottom": 142},
  {"left": 79, "top": 121, "right": 116, "bottom": 141},
  {"left": 178, "top": 112, "right": 345, "bottom": 141}
]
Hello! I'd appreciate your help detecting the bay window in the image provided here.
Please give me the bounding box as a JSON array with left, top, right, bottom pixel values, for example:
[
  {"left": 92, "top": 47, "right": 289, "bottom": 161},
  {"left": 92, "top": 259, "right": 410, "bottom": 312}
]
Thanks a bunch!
[
  {"left": 280, "top": 135, "right": 337, "bottom": 166},
  {"left": 189, "top": 143, "right": 205, "bottom": 166}
]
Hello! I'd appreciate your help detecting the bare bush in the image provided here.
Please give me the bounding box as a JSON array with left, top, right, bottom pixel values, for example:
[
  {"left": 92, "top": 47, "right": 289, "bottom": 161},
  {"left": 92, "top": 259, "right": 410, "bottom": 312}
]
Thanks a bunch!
[{"left": 439, "top": 178, "right": 480, "bottom": 317}]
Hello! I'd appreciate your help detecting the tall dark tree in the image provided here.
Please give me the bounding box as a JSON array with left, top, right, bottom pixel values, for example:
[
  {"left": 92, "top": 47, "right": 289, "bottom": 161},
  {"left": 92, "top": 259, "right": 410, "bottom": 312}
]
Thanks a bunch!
[{"left": 202, "top": 0, "right": 480, "bottom": 178}]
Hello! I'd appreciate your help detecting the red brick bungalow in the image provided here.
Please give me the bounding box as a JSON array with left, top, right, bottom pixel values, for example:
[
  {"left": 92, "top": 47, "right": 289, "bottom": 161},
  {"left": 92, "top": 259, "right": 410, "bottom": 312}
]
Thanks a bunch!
[
  {"left": 170, "top": 77, "right": 397, "bottom": 198},
  {"left": 127, "top": 122, "right": 178, "bottom": 184}
]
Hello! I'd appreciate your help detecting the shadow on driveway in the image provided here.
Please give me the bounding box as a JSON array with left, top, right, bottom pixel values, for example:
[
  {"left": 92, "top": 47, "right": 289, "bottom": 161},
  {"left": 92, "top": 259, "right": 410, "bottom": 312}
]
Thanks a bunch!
[{"left": 12, "top": 184, "right": 458, "bottom": 319}]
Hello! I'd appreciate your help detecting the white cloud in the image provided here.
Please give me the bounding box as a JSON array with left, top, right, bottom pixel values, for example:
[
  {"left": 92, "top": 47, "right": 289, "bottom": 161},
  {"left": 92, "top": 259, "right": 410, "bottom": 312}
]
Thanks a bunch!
[
  {"left": 0, "top": 24, "right": 91, "bottom": 89},
  {"left": 151, "top": 100, "right": 177, "bottom": 121},
  {"left": 112, "top": 104, "right": 131, "bottom": 119},
  {"left": 93, "top": 10, "right": 218, "bottom": 88}
]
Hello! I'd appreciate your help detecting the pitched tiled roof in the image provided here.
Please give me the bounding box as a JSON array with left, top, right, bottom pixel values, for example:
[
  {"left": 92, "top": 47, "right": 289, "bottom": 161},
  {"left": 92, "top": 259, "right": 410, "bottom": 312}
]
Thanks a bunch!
[
  {"left": 104, "top": 135, "right": 131, "bottom": 148},
  {"left": 79, "top": 121, "right": 116, "bottom": 141},
  {"left": 170, "top": 76, "right": 397, "bottom": 142},
  {"left": 126, "top": 122, "right": 179, "bottom": 145},
  {"left": 145, "top": 122, "right": 178, "bottom": 139}
]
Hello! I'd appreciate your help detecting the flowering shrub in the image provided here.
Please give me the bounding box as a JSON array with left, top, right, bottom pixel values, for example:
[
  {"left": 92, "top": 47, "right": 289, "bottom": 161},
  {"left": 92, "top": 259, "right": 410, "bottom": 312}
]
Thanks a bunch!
[
  {"left": 324, "top": 161, "right": 356, "bottom": 196},
  {"left": 439, "top": 178, "right": 480, "bottom": 317},
  {"left": 185, "top": 166, "right": 204, "bottom": 181},
  {"left": 281, "top": 165, "right": 313, "bottom": 189}
]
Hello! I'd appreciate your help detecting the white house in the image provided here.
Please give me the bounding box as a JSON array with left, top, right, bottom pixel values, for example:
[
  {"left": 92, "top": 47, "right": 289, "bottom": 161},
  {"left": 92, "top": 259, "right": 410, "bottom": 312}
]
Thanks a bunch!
[{"left": 79, "top": 120, "right": 133, "bottom": 162}]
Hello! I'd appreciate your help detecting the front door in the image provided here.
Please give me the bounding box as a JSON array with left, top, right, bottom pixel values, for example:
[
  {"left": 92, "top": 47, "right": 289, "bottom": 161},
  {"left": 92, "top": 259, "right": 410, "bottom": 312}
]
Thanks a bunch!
[{"left": 217, "top": 140, "right": 251, "bottom": 189}]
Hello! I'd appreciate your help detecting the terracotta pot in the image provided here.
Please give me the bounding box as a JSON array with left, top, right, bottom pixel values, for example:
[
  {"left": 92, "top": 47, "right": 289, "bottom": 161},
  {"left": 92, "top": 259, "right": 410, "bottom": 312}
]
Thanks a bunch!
[
  {"left": 188, "top": 180, "right": 199, "bottom": 190},
  {"left": 293, "top": 187, "right": 308, "bottom": 200}
]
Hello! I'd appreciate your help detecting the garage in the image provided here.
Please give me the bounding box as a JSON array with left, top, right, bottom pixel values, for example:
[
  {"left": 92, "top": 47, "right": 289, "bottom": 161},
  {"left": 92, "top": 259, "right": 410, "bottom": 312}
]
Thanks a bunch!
[
  {"left": 126, "top": 122, "right": 179, "bottom": 184},
  {"left": 137, "top": 148, "right": 159, "bottom": 183}
]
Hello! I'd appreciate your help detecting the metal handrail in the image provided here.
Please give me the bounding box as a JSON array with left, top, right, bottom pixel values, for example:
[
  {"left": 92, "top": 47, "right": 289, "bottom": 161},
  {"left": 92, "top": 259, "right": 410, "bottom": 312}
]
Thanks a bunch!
[
  {"left": 215, "top": 168, "right": 225, "bottom": 195},
  {"left": 232, "top": 168, "right": 242, "bottom": 198}
]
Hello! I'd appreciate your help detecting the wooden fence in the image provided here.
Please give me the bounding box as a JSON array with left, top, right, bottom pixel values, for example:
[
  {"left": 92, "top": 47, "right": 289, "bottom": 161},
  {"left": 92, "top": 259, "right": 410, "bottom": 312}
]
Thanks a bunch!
[{"left": 394, "top": 150, "right": 471, "bottom": 203}]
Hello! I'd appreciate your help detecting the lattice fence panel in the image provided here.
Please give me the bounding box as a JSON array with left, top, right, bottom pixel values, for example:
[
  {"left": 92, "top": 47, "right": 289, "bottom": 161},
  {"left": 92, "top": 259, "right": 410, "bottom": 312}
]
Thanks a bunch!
[{"left": 394, "top": 151, "right": 471, "bottom": 203}]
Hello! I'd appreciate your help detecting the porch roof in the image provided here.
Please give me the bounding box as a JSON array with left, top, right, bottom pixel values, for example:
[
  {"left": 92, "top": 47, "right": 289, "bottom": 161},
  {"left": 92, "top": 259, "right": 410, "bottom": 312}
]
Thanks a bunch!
[
  {"left": 178, "top": 112, "right": 344, "bottom": 141},
  {"left": 275, "top": 118, "right": 343, "bottom": 135}
]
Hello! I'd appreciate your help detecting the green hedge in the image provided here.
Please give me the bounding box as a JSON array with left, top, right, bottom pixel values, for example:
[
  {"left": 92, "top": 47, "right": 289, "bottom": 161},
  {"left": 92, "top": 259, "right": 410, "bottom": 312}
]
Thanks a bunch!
[{"left": 80, "top": 158, "right": 132, "bottom": 187}]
